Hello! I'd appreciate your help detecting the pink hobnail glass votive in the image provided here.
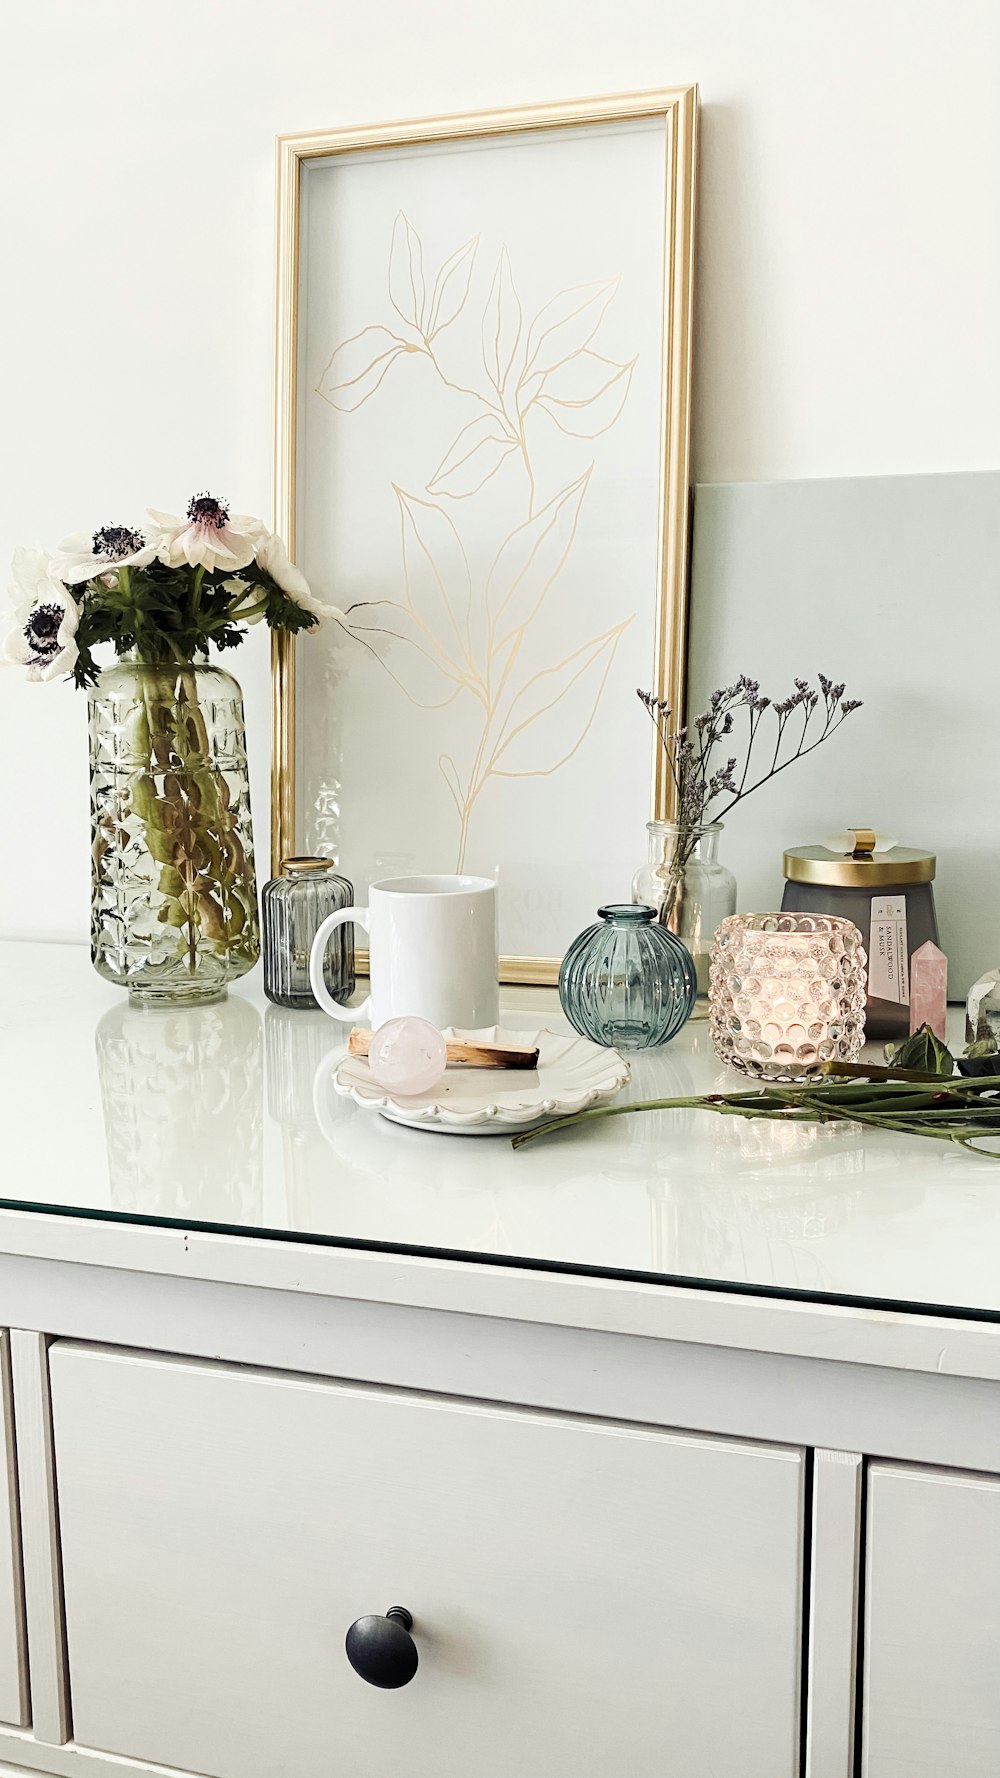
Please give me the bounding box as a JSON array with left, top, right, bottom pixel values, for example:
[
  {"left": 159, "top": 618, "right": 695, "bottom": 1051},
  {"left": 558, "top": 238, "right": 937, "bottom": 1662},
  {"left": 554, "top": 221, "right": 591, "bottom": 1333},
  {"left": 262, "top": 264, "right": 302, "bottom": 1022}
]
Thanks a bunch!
[{"left": 709, "top": 913, "right": 868, "bottom": 1080}]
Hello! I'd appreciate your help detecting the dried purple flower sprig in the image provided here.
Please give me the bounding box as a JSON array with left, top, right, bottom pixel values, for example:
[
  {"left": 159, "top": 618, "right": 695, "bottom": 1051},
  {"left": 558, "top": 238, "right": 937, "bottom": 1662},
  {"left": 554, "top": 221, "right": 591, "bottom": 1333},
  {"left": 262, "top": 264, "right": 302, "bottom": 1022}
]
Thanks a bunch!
[{"left": 637, "top": 673, "right": 863, "bottom": 924}]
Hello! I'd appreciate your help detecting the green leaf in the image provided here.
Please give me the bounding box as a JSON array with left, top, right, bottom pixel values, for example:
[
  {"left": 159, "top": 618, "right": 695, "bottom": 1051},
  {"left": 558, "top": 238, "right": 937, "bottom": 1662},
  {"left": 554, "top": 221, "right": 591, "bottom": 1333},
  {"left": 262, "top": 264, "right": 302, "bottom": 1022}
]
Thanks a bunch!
[
  {"left": 144, "top": 826, "right": 177, "bottom": 866},
  {"left": 157, "top": 865, "right": 186, "bottom": 899},
  {"left": 883, "top": 1024, "right": 955, "bottom": 1076},
  {"left": 157, "top": 899, "right": 188, "bottom": 927},
  {"left": 196, "top": 890, "right": 226, "bottom": 941},
  {"left": 266, "top": 589, "right": 319, "bottom": 635},
  {"left": 130, "top": 775, "right": 158, "bottom": 822}
]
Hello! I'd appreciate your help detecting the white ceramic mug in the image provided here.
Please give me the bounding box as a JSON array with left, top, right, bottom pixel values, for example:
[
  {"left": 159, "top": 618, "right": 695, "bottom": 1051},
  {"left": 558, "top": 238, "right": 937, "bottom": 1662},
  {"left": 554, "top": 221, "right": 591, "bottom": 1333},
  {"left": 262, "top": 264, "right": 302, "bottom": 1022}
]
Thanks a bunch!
[{"left": 309, "top": 873, "right": 500, "bottom": 1029}]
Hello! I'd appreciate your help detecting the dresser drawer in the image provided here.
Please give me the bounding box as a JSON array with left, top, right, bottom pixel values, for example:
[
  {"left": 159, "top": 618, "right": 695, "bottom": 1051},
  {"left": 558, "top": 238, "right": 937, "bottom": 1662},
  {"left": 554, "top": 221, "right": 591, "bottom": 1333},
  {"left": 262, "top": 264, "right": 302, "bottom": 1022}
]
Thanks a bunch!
[
  {"left": 0, "top": 1332, "right": 27, "bottom": 1727},
  {"left": 863, "top": 1460, "right": 1000, "bottom": 1777},
  {"left": 50, "top": 1342, "right": 805, "bottom": 1778}
]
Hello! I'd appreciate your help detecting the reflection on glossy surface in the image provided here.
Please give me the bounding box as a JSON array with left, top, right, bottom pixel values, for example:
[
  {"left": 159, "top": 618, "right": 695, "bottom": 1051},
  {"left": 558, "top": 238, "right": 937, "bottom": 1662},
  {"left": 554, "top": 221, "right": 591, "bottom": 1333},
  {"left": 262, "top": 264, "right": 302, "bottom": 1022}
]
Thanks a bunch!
[
  {"left": 265, "top": 1004, "right": 336, "bottom": 1132},
  {"left": 5, "top": 941, "right": 1000, "bottom": 1312},
  {"left": 96, "top": 995, "right": 262, "bottom": 1222},
  {"left": 300, "top": 1009, "right": 930, "bottom": 1294}
]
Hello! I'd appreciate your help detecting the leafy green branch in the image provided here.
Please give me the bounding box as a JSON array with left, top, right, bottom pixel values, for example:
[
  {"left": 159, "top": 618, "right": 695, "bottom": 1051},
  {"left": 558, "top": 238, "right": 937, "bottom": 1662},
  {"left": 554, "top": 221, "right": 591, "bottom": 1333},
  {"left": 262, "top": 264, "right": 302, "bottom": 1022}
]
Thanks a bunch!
[{"left": 72, "top": 560, "right": 316, "bottom": 689}]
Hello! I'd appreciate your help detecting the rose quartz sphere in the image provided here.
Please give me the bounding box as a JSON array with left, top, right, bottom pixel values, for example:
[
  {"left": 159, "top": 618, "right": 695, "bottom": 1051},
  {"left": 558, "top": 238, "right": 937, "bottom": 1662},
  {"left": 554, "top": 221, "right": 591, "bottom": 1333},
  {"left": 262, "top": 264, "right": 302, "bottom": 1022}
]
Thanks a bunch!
[{"left": 367, "top": 1017, "right": 448, "bottom": 1096}]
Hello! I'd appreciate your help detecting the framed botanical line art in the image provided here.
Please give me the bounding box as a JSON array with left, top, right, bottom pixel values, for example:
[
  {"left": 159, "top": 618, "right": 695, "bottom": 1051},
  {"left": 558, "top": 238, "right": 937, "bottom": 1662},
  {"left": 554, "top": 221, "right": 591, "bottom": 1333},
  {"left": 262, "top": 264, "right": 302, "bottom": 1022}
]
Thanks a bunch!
[{"left": 272, "top": 88, "right": 698, "bottom": 981}]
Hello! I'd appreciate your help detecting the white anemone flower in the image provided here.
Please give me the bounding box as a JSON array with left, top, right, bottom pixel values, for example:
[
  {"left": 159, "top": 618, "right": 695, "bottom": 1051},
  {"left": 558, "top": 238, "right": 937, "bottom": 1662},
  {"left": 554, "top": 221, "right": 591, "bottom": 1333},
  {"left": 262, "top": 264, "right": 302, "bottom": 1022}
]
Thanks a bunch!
[
  {"left": 148, "top": 493, "right": 267, "bottom": 574},
  {"left": 55, "top": 523, "right": 156, "bottom": 586},
  {"left": 4, "top": 548, "right": 79, "bottom": 682},
  {"left": 255, "top": 531, "right": 346, "bottom": 627}
]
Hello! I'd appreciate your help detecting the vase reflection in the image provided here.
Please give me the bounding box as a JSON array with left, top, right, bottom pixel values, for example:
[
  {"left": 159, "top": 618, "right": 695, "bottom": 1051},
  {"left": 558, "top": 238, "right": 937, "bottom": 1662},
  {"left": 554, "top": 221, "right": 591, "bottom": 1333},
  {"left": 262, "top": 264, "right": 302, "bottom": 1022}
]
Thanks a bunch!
[
  {"left": 265, "top": 1004, "right": 336, "bottom": 1133},
  {"left": 95, "top": 994, "right": 262, "bottom": 1222}
]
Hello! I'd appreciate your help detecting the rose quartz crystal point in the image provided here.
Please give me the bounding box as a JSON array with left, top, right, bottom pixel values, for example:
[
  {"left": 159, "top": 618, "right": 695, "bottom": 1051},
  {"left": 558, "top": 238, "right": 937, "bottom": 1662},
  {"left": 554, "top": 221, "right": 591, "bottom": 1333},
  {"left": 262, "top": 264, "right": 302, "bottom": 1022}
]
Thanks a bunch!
[{"left": 909, "top": 941, "right": 949, "bottom": 1040}]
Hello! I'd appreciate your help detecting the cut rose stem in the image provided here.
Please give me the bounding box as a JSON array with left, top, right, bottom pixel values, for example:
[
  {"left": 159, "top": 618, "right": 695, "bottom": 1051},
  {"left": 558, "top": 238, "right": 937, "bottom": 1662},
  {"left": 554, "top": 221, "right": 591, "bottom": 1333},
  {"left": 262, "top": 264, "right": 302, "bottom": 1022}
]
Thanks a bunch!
[
  {"left": 820, "top": 1059, "right": 953, "bottom": 1084},
  {"left": 511, "top": 1076, "right": 1000, "bottom": 1153}
]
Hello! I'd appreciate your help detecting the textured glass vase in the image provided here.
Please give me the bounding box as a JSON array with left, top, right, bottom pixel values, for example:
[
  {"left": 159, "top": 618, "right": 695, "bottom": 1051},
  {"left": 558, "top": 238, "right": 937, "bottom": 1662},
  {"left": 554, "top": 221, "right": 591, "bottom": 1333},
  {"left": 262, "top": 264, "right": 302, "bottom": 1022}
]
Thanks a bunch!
[
  {"left": 89, "top": 657, "right": 260, "bottom": 1005},
  {"left": 632, "top": 820, "right": 737, "bottom": 997},
  {"left": 559, "top": 904, "right": 697, "bottom": 1050},
  {"left": 262, "top": 857, "right": 355, "bottom": 1009},
  {"left": 709, "top": 912, "right": 867, "bottom": 1080}
]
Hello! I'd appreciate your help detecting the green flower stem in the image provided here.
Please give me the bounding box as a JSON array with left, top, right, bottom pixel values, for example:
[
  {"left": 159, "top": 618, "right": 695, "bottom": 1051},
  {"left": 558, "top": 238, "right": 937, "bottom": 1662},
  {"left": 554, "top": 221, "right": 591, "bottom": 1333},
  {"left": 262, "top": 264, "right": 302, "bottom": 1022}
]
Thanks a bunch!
[
  {"left": 228, "top": 597, "right": 269, "bottom": 623},
  {"left": 129, "top": 657, "right": 253, "bottom": 974},
  {"left": 821, "top": 1058, "right": 951, "bottom": 1084},
  {"left": 511, "top": 1076, "right": 1000, "bottom": 1156},
  {"left": 136, "top": 666, "right": 201, "bottom": 972},
  {"left": 512, "top": 1095, "right": 721, "bottom": 1150}
]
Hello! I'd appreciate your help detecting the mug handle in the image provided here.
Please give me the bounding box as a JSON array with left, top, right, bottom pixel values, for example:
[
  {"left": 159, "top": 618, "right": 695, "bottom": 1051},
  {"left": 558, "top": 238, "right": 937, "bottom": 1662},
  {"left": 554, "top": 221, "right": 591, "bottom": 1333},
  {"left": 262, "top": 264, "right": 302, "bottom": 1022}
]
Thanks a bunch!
[{"left": 309, "top": 907, "right": 372, "bottom": 1022}]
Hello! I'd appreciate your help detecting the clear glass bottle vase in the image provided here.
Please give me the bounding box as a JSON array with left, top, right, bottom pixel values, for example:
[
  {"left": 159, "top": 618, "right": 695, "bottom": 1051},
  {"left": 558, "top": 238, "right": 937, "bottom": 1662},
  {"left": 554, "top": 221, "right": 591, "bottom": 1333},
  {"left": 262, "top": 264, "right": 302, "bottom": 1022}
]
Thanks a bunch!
[
  {"left": 89, "top": 656, "right": 260, "bottom": 1005},
  {"left": 632, "top": 820, "right": 737, "bottom": 997}
]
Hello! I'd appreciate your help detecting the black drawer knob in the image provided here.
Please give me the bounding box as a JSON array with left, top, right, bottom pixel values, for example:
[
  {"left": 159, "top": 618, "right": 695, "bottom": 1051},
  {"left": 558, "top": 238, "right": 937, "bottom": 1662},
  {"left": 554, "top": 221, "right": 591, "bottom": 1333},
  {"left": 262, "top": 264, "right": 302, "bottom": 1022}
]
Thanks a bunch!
[{"left": 346, "top": 1606, "right": 418, "bottom": 1688}]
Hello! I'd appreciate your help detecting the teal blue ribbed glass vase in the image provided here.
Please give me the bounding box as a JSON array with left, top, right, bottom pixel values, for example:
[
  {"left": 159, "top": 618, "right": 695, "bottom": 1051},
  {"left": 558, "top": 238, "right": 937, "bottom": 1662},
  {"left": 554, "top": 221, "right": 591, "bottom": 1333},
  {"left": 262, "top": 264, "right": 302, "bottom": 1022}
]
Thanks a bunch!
[{"left": 559, "top": 904, "right": 697, "bottom": 1050}]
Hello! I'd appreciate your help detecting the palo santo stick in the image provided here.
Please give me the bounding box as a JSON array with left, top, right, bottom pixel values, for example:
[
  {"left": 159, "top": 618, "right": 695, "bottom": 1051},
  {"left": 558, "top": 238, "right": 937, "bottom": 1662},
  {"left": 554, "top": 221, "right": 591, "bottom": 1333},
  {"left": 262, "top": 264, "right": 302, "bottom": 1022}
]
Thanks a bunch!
[{"left": 348, "top": 1028, "right": 539, "bottom": 1070}]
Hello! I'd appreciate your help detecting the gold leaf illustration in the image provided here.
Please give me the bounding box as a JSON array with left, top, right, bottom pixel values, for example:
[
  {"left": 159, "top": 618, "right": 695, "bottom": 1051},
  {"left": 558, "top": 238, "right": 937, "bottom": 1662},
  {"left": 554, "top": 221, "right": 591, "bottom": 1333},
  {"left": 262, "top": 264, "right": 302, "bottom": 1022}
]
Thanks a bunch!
[
  {"left": 426, "top": 235, "right": 479, "bottom": 339},
  {"left": 522, "top": 277, "right": 621, "bottom": 379},
  {"left": 395, "top": 486, "right": 474, "bottom": 669},
  {"left": 537, "top": 350, "right": 636, "bottom": 437},
  {"left": 316, "top": 218, "right": 638, "bottom": 869},
  {"left": 316, "top": 326, "right": 408, "bottom": 412},
  {"left": 481, "top": 248, "right": 522, "bottom": 394},
  {"left": 438, "top": 753, "right": 465, "bottom": 820},
  {"left": 346, "top": 601, "right": 465, "bottom": 710},
  {"left": 516, "top": 370, "right": 546, "bottom": 415},
  {"left": 486, "top": 469, "right": 592, "bottom": 641},
  {"left": 388, "top": 213, "right": 426, "bottom": 331},
  {"left": 427, "top": 415, "right": 519, "bottom": 500},
  {"left": 491, "top": 620, "right": 633, "bottom": 778}
]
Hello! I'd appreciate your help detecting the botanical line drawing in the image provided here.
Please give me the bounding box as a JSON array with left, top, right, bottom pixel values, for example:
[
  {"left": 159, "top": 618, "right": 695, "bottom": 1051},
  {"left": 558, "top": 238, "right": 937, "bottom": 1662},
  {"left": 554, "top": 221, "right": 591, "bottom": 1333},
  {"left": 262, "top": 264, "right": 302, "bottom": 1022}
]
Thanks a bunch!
[{"left": 317, "top": 213, "right": 637, "bottom": 870}]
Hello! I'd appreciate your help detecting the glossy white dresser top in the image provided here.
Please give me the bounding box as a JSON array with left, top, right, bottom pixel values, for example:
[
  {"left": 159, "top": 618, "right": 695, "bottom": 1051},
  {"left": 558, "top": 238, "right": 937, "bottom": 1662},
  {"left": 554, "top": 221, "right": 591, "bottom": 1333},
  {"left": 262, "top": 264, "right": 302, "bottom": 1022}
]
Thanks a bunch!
[{"left": 0, "top": 939, "right": 997, "bottom": 1320}]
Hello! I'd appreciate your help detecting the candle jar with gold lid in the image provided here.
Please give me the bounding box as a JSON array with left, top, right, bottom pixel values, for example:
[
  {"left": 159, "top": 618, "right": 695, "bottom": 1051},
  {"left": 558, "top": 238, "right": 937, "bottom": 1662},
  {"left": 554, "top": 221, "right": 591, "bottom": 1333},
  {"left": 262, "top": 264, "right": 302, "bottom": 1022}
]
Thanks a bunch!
[
  {"left": 262, "top": 857, "right": 354, "bottom": 1010},
  {"left": 780, "top": 830, "right": 938, "bottom": 1040}
]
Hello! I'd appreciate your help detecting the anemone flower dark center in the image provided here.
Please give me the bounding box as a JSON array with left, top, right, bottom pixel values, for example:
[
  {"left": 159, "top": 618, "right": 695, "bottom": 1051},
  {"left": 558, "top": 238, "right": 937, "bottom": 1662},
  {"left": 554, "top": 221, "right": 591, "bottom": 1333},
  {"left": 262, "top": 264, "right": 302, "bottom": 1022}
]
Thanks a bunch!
[
  {"left": 92, "top": 524, "right": 144, "bottom": 561},
  {"left": 186, "top": 492, "right": 230, "bottom": 530},
  {"left": 24, "top": 603, "right": 64, "bottom": 652}
]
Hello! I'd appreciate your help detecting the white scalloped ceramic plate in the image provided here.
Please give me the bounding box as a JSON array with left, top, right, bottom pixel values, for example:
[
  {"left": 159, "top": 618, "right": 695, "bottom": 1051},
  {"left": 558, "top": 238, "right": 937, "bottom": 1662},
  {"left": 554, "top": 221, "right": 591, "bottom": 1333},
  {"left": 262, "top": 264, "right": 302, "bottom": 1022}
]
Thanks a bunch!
[{"left": 330, "top": 1027, "right": 630, "bottom": 1135}]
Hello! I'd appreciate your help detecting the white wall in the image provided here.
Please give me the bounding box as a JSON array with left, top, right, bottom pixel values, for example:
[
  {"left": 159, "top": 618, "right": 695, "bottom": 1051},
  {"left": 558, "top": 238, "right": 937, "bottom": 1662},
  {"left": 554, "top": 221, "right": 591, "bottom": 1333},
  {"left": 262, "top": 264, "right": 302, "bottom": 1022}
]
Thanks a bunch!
[
  {"left": 687, "top": 472, "right": 1000, "bottom": 995},
  {"left": 1, "top": 0, "right": 997, "bottom": 940}
]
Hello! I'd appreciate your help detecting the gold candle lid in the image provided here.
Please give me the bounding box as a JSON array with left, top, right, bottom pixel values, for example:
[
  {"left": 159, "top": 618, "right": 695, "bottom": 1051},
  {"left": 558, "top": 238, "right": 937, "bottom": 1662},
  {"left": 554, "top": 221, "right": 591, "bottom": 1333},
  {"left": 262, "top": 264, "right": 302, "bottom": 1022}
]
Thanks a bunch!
[
  {"left": 280, "top": 855, "right": 333, "bottom": 873},
  {"left": 784, "top": 835, "right": 935, "bottom": 888}
]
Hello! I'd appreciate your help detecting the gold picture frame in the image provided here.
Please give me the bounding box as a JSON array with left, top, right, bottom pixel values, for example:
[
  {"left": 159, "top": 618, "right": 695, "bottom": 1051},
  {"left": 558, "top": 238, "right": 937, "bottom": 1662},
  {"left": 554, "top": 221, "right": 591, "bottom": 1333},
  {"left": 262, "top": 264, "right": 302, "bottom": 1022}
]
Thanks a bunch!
[{"left": 271, "top": 87, "right": 698, "bottom": 984}]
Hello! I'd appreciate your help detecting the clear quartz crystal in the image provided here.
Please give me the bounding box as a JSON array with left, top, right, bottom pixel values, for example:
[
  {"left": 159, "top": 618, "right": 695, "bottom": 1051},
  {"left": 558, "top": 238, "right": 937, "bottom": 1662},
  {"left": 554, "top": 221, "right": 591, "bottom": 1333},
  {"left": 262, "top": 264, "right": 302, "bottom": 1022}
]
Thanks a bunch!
[
  {"left": 89, "top": 658, "right": 259, "bottom": 1006},
  {"left": 262, "top": 858, "right": 355, "bottom": 1010}
]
